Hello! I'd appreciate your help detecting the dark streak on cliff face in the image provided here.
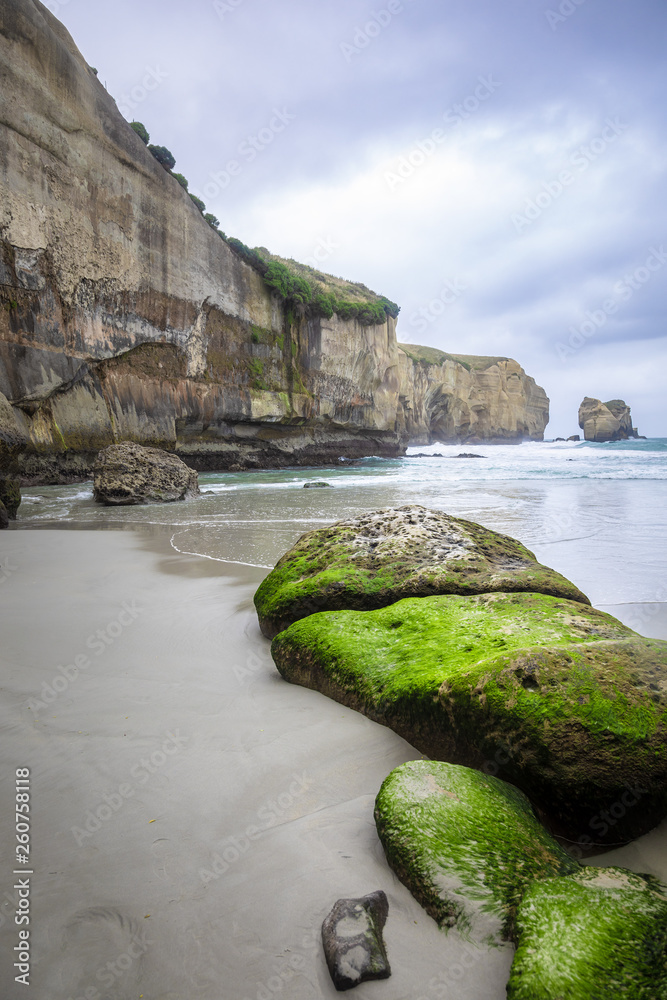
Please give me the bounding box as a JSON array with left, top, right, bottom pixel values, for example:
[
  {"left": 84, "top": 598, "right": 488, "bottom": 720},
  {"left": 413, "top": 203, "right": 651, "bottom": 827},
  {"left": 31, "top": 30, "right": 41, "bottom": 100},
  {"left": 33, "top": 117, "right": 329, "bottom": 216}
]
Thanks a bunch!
[{"left": 0, "top": 0, "right": 549, "bottom": 483}]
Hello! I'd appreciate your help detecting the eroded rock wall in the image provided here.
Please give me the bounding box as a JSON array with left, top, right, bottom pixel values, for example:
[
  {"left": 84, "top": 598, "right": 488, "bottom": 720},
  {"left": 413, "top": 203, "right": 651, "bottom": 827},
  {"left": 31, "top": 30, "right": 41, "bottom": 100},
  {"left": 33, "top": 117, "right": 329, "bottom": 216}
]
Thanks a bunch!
[{"left": 398, "top": 351, "right": 549, "bottom": 445}]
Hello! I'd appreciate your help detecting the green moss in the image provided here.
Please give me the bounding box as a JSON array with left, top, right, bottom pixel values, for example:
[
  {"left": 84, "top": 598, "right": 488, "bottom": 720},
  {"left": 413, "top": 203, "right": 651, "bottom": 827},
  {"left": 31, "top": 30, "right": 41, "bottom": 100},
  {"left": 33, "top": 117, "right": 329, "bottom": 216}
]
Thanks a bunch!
[
  {"left": 375, "top": 760, "right": 578, "bottom": 943},
  {"left": 254, "top": 505, "right": 590, "bottom": 638},
  {"left": 508, "top": 867, "right": 667, "bottom": 999},
  {"left": 272, "top": 592, "right": 657, "bottom": 739},
  {"left": 271, "top": 591, "right": 667, "bottom": 843},
  {"left": 247, "top": 358, "right": 269, "bottom": 391}
]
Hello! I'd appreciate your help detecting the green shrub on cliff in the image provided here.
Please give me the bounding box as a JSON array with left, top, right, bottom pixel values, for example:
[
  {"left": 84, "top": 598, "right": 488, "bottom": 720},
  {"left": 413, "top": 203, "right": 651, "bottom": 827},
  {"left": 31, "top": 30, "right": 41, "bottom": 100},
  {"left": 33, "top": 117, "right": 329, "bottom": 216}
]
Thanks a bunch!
[
  {"left": 312, "top": 292, "right": 336, "bottom": 319},
  {"left": 378, "top": 296, "right": 400, "bottom": 320},
  {"left": 189, "top": 193, "right": 206, "bottom": 213},
  {"left": 204, "top": 213, "right": 220, "bottom": 229},
  {"left": 226, "top": 238, "right": 268, "bottom": 273},
  {"left": 247, "top": 358, "right": 269, "bottom": 391},
  {"left": 149, "top": 144, "right": 176, "bottom": 170},
  {"left": 263, "top": 261, "right": 294, "bottom": 299},
  {"left": 173, "top": 173, "right": 189, "bottom": 190},
  {"left": 130, "top": 121, "right": 150, "bottom": 144},
  {"left": 291, "top": 275, "right": 312, "bottom": 306}
]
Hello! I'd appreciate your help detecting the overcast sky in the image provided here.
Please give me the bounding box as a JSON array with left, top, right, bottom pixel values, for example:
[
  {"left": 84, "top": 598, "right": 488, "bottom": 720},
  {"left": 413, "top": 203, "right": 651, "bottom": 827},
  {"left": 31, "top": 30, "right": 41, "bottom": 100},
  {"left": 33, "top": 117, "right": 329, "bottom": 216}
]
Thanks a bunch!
[{"left": 50, "top": 0, "right": 667, "bottom": 437}]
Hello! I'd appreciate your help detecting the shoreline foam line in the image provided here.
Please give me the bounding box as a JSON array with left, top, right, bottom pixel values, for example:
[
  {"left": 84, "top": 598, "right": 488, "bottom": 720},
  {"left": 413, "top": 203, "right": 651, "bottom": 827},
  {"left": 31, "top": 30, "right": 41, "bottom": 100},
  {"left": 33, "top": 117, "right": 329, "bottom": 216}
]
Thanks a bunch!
[{"left": 169, "top": 532, "right": 272, "bottom": 569}]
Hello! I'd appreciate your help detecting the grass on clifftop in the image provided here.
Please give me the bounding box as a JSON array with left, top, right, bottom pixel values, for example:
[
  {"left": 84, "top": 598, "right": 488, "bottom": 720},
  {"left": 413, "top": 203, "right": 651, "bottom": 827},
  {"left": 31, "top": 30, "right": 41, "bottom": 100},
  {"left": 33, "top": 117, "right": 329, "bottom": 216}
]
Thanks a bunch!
[
  {"left": 398, "top": 343, "right": 510, "bottom": 372},
  {"left": 224, "top": 238, "right": 400, "bottom": 326}
]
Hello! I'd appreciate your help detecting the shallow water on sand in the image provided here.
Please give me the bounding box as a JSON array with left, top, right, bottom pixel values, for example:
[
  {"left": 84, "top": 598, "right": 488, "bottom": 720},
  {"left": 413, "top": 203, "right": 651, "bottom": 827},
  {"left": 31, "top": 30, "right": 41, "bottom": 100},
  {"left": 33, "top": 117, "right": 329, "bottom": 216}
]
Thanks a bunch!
[{"left": 18, "top": 439, "right": 667, "bottom": 635}]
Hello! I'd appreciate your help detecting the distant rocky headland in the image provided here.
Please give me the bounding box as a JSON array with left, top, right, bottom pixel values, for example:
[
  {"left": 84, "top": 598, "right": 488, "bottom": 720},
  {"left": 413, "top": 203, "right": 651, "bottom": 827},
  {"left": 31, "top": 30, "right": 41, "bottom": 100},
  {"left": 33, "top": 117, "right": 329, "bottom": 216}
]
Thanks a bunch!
[{"left": 0, "top": 0, "right": 548, "bottom": 484}]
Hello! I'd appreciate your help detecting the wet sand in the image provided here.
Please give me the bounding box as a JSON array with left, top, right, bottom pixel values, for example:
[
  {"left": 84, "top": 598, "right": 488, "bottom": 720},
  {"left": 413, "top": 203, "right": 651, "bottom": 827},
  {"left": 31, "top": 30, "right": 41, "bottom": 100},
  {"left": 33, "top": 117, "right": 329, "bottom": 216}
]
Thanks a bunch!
[
  {"left": 1, "top": 527, "right": 666, "bottom": 999},
  {"left": 0, "top": 528, "right": 517, "bottom": 999}
]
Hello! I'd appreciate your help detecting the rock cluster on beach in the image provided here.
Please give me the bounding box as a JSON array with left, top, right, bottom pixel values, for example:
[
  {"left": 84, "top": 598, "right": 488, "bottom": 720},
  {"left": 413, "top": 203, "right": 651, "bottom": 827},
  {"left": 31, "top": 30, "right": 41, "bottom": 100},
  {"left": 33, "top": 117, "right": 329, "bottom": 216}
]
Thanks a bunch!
[
  {"left": 376, "top": 761, "right": 667, "bottom": 998},
  {"left": 272, "top": 589, "right": 667, "bottom": 844},
  {"left": 93, "top": 442, "right": 200, "bottom": 505},
  {"left": 257, "top": 504, "right": 667, "bottom": 995}
]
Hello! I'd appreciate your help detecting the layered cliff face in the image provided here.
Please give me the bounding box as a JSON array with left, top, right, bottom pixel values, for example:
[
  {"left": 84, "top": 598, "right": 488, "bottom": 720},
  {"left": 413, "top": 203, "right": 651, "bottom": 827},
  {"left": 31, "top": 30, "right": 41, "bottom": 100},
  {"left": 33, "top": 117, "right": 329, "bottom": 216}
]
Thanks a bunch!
[
  {"left": 0, "top": 0, "right": 548, "bottom": 482},
  {"left": 398, "top": 347, "right": 549, "bottom": 445},
  {"left": 578, "top": 398, "right": 639, "bottom": 442}
]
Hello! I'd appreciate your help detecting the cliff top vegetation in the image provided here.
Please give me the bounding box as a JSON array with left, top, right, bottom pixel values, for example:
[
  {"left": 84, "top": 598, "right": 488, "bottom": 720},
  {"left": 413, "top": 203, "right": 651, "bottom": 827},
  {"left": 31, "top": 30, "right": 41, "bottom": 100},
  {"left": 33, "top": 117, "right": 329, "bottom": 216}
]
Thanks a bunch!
[
  {"left": 398, "top": 344, "right": 510, "bottom": 372},
  {"left": 225, "top": 239, "right": 400, "bottom": 326}
]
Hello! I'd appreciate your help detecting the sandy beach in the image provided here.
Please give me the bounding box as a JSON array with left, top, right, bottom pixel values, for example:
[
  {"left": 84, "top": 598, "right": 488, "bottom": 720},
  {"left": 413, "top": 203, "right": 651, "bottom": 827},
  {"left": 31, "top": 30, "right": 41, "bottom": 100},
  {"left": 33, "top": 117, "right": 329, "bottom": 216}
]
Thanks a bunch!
[
  {"left": 3, "top": 449, "right": 667, "bottom": 997},
  {"left": 0, "top": 527, "right": 522, "bottom": 999}
]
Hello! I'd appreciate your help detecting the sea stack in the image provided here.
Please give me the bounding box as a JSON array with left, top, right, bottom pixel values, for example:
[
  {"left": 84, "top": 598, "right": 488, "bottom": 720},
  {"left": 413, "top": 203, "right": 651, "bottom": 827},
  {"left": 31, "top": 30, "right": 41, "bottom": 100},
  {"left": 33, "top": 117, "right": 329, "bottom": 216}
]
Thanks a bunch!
[{"left": 578, "top": 397, "right": 639, "bottom": 442}]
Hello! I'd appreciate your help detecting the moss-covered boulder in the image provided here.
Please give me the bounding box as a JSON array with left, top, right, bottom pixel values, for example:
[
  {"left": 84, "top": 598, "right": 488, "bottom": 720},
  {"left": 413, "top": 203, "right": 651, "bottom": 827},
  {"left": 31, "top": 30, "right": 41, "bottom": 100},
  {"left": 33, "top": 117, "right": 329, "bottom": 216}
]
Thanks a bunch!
[
  {"left": 272, "top": 592, "right": 667, "bottom": 843},
  {"left": 254, "top": 505, "right": 590, "bottom": 637},
  {"left": 374, "top": 760, "right": 578, "bottom": 945},
  {"left": 0, "top": 478, "right": 21, "bottom": 519},
  {"left": 508, "top": 867, "right": 667, "bottom": 998}
]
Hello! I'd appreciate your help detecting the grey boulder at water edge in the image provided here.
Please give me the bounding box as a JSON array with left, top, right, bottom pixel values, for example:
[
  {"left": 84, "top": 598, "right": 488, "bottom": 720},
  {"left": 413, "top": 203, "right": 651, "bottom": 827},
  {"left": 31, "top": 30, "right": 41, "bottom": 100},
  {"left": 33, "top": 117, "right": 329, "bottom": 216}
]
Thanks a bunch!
[
  {"left": 93, "top": 441, "right": 200, "bottom": 505},
  {"left": 256, "top": 505, "right": 667, "bottom": 996}
]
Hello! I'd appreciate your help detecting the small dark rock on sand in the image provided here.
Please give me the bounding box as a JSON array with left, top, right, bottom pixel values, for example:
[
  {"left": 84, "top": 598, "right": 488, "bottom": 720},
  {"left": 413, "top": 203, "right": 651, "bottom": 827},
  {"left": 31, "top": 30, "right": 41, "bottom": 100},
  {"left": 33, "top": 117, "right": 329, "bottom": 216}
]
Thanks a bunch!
[{"left": 322, "top": 890, "right": 391, "bottom": 991}]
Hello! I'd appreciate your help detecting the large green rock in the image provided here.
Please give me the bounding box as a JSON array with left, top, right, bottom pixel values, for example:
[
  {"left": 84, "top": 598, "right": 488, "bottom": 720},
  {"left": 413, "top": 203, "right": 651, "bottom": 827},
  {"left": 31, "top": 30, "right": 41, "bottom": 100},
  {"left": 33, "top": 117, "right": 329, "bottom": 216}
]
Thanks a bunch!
[
  {"left": 508, "top": 867, "right": 667, "bottom": 999},
  {"left": 374, "top": 760, "right": 578, "bottom": 945},
  {"left": 254, "top": 505, "right": 590, "bottom": 638},
  {"left": 272, "top": 592, "right": 667, "bottom": 843}
]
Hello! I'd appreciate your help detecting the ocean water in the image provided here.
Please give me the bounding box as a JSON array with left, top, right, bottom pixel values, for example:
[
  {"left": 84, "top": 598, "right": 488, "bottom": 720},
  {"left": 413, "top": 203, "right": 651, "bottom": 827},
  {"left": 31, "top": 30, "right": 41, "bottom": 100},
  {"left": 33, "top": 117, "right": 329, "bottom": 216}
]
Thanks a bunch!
[{"left": 16, "top": 438, "right": 667, "bottom": 634}]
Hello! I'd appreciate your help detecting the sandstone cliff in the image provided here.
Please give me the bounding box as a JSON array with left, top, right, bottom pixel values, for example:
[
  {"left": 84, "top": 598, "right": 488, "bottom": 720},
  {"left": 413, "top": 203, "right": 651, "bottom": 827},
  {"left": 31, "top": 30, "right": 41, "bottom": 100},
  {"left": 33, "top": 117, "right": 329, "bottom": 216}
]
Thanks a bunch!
[
  {"left": 578, "top": 398, "right": 639, "bottom": 442},
  {"left": 398, "top": 345, "right": 549, "bottom": 445},
  {"left": 0, "top": 0, "right": 549, "bottom": 482}
]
